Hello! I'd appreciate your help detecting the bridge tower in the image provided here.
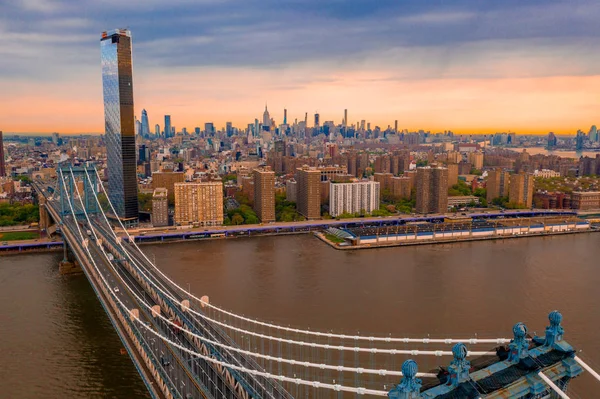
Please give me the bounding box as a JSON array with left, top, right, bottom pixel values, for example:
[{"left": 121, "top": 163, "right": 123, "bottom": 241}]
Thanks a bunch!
[
  {"left": 58, "top": 163, "right": 99, "bottom": 219},
  {"left": 38, "top": 194, "right": 52, "bottom": 233},
  {"left": 56, "top": 163, "right": 100, "bottom": 274}
]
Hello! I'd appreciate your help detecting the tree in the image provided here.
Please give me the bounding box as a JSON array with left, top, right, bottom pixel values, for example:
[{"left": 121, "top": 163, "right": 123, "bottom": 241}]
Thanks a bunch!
[
  {"left": 231, "top": 214, "right": 244, "bottom": 225},
  {"left": 371, "top": 207, "right": 392, "bottom": 217},
  {"left": 380, "top": 188, "right": 395, "bottom": 204},
  {"left": 15, "top": 175, "right": 32, "bottom": 184},
  {"left": 222, "top": 174, "right": 237, "bottom": 183},
  {"left": 275, "top": 192, "right": 305, "bottom": 221},
  {"left": 97, "top": 192, "right": 110, "bottom": 211},
  {"left": 448, "top": 180, "right": 472, "bottom": 196},
  {"left": 0, "top": 203, "right": 39, "bottom": 226},
  {"left": 138, "top": 193, "right": 153, "bottom": 212},
  {"left": 235, "top": 192, "right": 251, "bottom": 206}
]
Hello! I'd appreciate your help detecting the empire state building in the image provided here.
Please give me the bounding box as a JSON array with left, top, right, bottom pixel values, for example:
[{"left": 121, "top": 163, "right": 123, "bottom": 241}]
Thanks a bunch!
[{"left": 262, "top": 104, "right": 271, "bottom": 131}]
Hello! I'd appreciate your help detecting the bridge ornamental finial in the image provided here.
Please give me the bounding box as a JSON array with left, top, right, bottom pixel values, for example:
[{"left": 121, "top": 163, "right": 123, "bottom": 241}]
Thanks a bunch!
[
  {"left": 544, "top": 310, "right": 564, "bottom": 347},
  {"left": 508, "top": 322, "right": 529, "bottom": 363},
  {"left": 387, "top": 360, "right": 422, "bottom": 398},
  {"left": 447, "top": 343, "right": 471, "bottom": 386}
]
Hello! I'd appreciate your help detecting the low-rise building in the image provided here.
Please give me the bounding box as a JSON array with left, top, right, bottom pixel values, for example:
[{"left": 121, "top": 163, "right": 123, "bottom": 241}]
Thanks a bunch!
[
  {"left": 448, "top": 195, "right": 480, "bottom": 207},
  {"left": 571, "top": 191, "right": 600, "bottom": 210},
  {"left": 534, "top": 169, "right": 561, "bottom": 178}
]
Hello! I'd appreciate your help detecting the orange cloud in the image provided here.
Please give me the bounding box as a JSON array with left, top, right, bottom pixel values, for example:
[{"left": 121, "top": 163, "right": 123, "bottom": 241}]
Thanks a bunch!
[{"left": 1, "top": 68, "right": 598, "bottom": 135}]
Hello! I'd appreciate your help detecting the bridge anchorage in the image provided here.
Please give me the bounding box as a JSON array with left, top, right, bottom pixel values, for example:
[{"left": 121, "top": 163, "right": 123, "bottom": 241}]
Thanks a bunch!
[{"left": 30, "top": 162, "right": 599, "bottom": 399}]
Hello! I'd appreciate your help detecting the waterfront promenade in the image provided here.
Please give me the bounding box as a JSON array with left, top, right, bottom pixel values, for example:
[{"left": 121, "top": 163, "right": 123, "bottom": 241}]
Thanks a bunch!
[{"left": 0, "top": 209, "right": 592, "bottom": 255}]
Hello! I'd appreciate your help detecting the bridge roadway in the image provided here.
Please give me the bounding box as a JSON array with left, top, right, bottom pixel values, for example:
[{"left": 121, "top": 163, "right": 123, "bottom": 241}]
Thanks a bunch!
[
  {"left": 89, "top": 214, "right": 293, "bottom": 399},
  {"left": 56, "top": 212, "right": 175, "bottom": 399},
  {"left": 39, "top": 180, "right": 214, "bottom": 398},
  {"left": 36, "top": 179, "right": 292, "bottom": 399}
]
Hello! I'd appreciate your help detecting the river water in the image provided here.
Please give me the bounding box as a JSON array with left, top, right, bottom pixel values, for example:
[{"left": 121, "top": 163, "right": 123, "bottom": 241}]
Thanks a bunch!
[
  {"left": 1, "top": 233, "right": 599, "bottom": 397},
  {"left": 510, "top": 147, "right": 599, "bottom": 159}
]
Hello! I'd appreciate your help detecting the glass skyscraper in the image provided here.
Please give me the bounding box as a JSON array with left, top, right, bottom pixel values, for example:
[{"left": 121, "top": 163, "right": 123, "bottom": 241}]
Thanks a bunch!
[
  {"left": 141, "top": 109, "right": 150, "bottom": 137},
  {"left": 101, "top": 29, "right": 139, "bottom": 222},
  {"left": 164, "top": 115, "right": 171, "bottom": 138}
]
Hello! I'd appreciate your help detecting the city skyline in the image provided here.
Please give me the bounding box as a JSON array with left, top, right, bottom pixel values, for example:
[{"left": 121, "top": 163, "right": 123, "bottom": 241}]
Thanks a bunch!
[{"left": 2, "top": 1, "right": 600, "bottom": 134}]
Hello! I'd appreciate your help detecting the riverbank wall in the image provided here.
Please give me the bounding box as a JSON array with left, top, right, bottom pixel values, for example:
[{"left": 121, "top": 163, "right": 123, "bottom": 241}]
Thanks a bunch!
[{"left": 315, "top": 228, "right": 599, "bottom": 250}]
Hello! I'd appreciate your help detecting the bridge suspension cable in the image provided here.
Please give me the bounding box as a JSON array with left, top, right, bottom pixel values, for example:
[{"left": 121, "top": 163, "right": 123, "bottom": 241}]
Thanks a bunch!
[
  {"left": 56, "top": 171, "right": 186, "bottom": 398},
  {"left": 574, "top": 356, "right": 600, "bottom": 384},
  {"left": 135, "top": 317, "right": 389, "bottom": 397},
  {"left": 69, "top": 169, "right": 278, "bottom": 399},
  {"left": 63, "top": 170, "right": 280, "bottom": 399},
  {"left": 537, "top": 372, "right": 570, "bottom": 399},
  {"left": 84, "top": 169, "right": 497, "bottom": 359},
  {"left": 70, "top": 170, "right": 458, "bottom": 378},
  {"left": 62, "top": 169, "right": 600, "bottom": 398},
  {"left": 91, "top": 167, "right": 512, "bottom": 346},
  {"left": 61, "top": 173, "right": 390, "bottom": 397}
]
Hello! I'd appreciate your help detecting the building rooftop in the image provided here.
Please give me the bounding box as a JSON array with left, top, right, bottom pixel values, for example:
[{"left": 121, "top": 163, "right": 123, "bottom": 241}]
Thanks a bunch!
[
  {"left": 101, "top": 29, "right": 131, "bottom": 39},
  {"left": 152, "top": 187, "right": 167, "bottom": 198}
]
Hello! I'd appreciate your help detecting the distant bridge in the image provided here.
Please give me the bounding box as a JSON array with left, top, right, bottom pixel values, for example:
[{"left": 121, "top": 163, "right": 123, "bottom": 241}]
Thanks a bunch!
[{"left": 29, "top": 162, "right": 599, "bottom": 398}]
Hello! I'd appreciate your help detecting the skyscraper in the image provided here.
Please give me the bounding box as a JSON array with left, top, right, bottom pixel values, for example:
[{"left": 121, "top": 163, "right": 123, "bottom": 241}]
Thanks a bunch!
[
  {"left": 314, "top": 113, "right": 320, "bottom": 128},
  {"left": 295, "top": 166, "right": 321, "bottom": 220},
  {"left": 263, "top": 105, "right": 271, "bottom": 131},
  {"left": 141, "top": 109, "right": 150, "bottom": 137},
  {"left": 138, "top": 144, "right": 148, "bottom": 163},
  {"left": 343, "top": 109, "right": 348, "bottom": 128},
  {"left": 101, "top": 29, "right": 138, "bottom": 222},
  {"left": 135, "top": 117, "right": 141, "bottom": 136},
  {"left": 155, "top": 124, "right": 160, "bottom": 137},
  {"left": 164, "top": 115, "right": 171, "bottom": 138},
  {"left": 205, "top": 122, "right": 215, "bottom": 136},
  {"left": 0, "top": 130, "right": 5, "bottom": 177},
  {"left": 547, "top": 132, "right": 557, "bottom": 148},
  {"left": 283, "top": 108, "right": 287, "bottom": 125},
  {"left": 415, "top": 166, "right": 448, "bottom": 214}
]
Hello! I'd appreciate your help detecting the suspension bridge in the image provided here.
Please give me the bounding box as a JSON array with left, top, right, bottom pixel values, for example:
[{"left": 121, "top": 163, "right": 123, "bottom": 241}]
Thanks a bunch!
[{"left": 31, "top": 162, "right": 599, "bottom": 399}]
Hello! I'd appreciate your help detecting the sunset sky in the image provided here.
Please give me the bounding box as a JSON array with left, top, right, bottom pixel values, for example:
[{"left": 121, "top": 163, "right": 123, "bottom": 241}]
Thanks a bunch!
[{"left": 1, "top": 0, "right": 600, "bottom": 135}]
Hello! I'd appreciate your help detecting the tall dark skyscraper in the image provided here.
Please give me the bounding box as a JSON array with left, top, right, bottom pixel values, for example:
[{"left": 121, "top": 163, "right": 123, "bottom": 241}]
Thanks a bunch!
[
  {"left": 101, "top": 29, "right": 139, "bottom": 222},
  {"left": 164, "top": 115, "right": 171, "bottom": 138},
  {"left": 0, "top": 130, "right": 5, "bottom": 177}
]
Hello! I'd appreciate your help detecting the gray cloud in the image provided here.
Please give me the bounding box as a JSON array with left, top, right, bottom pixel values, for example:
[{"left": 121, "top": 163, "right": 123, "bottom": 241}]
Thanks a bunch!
[{"left": 1, "top": 0, "right": 600, "bottom": 81}]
